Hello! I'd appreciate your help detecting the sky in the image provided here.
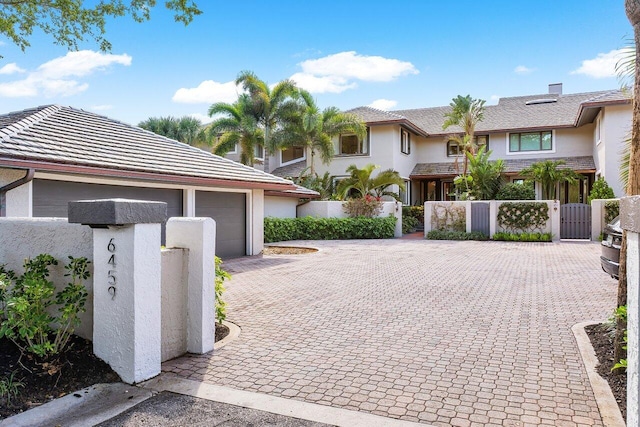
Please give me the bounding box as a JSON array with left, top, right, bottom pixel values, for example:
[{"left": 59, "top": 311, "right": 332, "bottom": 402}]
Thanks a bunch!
[{"left": 0, "top": 1, "right": 634, "bottom": 126}]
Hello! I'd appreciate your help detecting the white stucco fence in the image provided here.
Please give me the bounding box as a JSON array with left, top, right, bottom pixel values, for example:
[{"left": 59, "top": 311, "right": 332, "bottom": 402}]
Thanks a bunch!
[
  {"left": 296, "top": 200, "right": 403, "bottom": 238},
  {"left": 424, "top": 200, "right": 561, "bottom": 241},
  {"left": 0, "top": 213, "right": 217, "bottom": 384}
]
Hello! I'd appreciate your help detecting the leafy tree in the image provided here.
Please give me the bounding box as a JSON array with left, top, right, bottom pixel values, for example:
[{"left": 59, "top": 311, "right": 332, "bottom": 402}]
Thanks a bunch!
[
  {"left": 519, "top": 159, "right": 581, "bottom": 200},
  {"left": 234, "top": 71, "right": 301, "bottom": 172},
  {"left": 138, "top": 116, "right": 206, "bottom": 146},
  {"left": 442, "top": 95, "right": 486, "bottom": 177},
  {"left": 272, "top": 90, "right": 366, "bottom": 175},
  {"left": 496, "top": 181, "right": 535, "bottom": 200},
  {"left": 336, "top": 164, "right": 405, "bottom": 201},
  {"left": 0, "top": 0, "right": 201, "bottom": 54},
  {"left": 207, "top": 95, "right": 264, "bottom": 165}
]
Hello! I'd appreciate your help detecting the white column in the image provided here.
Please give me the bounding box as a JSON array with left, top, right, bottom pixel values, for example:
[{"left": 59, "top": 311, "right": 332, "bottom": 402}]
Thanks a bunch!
[
  {"left": 489, "top": 200, "right": 497, "bottom": 238},
  {"left": 251, "top": 189, "right": 264, "bottom": 255},
  {"left": 394, "top": 201, "right": 402, "bottom": 238},
  {"left": 93, "top": 224, "right": 162, "bottom": 384},
  {"left": 627, "top": 231, "right": 640, "bottom": 427},
  {"left": 166, "top": 217, "right": 216, "bottom": 354},
  {"left": 465, "top": 201, "right": 472, "bottom": 233},
  {"left": 424, "top": 202, "right": 433, "bottom": 237},
  {"left": 550, "top": 200, "right": 561, "bottom": 241}
]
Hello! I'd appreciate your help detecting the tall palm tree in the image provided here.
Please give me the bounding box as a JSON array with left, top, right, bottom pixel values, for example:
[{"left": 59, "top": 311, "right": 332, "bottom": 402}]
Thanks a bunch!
[
  {"left": 138, "top": 116, "right": 206, "bottom": 146},
  {"left": 207, "top": 95, "right": 264, "bottom": 166},
  {"left": 272, "top": 90, "right": 367, "bottom": 175},
  {"left": 336, "top": 163, "right": 406, "bottom": 201},
  {"left": 442, "top": 95, "right": 486, "bottom": 177},
  {"left": 519, "top": 159, "right": 580, "bottom": 200},
  {"left": 235, "top": 70, "right": 301, "bottom": 172}
]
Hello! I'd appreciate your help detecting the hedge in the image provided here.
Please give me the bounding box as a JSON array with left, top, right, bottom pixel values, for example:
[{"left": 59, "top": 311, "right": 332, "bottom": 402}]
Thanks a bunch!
[
  {"left": 426, "top": 230, "right": 488, "bottom": 241},
  {"left": 264, "top": 216, "right": 397, "bottom": 242},
  {"left": 492, "top": 232, "right": 552, "bottom": 242}
]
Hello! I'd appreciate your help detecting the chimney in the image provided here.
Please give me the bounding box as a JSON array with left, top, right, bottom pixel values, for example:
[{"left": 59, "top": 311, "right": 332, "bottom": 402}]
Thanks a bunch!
[{"left": 548, "top": 83, "right": 563, "bottom": 95}]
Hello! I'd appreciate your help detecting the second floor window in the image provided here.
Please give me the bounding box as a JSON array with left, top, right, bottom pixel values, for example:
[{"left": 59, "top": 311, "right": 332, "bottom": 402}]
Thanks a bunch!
[
  {"left": 447, "top": 135, "right": 488, "bottom": 157},
  {"left": 509, "top": 131, "right": 552, "bottom": 152},
  {"left": 254, "top": 144, "right": 264, "bottom": 159},
  {"left": 339, "top": 128, "right": 370, "bottom": 155},
  {"left": 401, "top": 129, "right": 411, "bottom": 154},
  {"left": 281, "top": 146, "right": 304, "bottom": 164}
]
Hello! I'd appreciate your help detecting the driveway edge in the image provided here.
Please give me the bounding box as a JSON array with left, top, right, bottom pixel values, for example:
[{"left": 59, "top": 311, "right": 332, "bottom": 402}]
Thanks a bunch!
[
  {"left": 572, "top": 321, "right": 626, "bottom": 427},
  {"left": 214, "top": 320, "right": 241, "bottom": 350}
]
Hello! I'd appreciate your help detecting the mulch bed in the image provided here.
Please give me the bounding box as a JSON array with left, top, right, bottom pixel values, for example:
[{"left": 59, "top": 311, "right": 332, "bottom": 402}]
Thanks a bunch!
[
  {"left": 1, "top": 323, "right": 231, "bottom": 420},
  {"left": 585, "top": 323, "right": 627, "bottom": 419}
]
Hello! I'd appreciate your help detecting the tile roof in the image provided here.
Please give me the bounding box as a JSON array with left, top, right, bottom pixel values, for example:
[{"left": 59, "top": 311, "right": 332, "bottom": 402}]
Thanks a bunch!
[
  {"left": 0, "top": 105, "right": 296, "bottom": 190},
  {"left": 344, "top": 107, "right": 428, "bottom": 137},
  {"left": 350, "top": 90, "right": 628, "bottom": 136},
  {"left": 265, "top": 183, "right": 320, "bottom": 199},
  {"left": 410, "top": 156, "right": 596, "bottom": 178},
  {"left": 270, "top": 159, "right": 308, "bottom": 178}
]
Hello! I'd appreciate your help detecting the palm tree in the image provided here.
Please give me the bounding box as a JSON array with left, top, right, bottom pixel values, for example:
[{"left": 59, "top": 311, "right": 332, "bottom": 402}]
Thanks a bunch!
[
  {"left": 519, "top": 160, "right": 580, "bottom": 200},
  {"left": 272, "top": 90, "right": 367, "bottom": 175},
  {"left": 465, "top": 146, "right": 504, "bottom": 200},
  {"left": 138, "top": 116, "right": 206, "bottom": 146},
  {"left": 442, "top": 95, "right": 486, "bottom": 177},
  {"left": 336, "top": 164, "right": 406, "bottom": 201},
  {"left": 235, "top": 70, "right": 301, "bottom": 172},
  {"left": 207, "top": 95, "right": 264, "bottom": 165}
]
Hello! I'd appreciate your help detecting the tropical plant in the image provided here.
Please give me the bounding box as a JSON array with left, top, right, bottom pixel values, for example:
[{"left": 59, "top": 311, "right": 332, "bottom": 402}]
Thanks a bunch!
[
  {"left": 442, "top": 95, "right": 486, "bottom": 177},
  {"left": 519, "top": 159, "right": 581, "bottom": 200},
  {"left": 273, "top": 90, "right": 367, "bottom": 175},
  {"left": 0, "top": 1, "right": 201, "bottom": 55},
  {"left": 214, "top": 256, "right": 230, "bottom": 324},
  {"left": 458, "top": 146, "right": 504, "bottom": 200},
  {"left": 138, "top": 116, "right": 206, "bottom": 146},
  {"left": 207, "top": 95, "right": 265, "bottom": 165},
  {"left": 234, "top": 71, "right": 302, "bottom": 172},
  {"left": 0, "top": 371, "right": 23, "bottom": 405},
  {"left": 336, "top": 164, "right": 405, "bottom": 201},
  {"left": 0, "top": 254, "right": 90, "bottom": 358},
  {"left": 293, "top": 168, "right": 337, "bottom": 201},
  {"left": 587, "top": 177, "right": 616, "bottom": 203},
  {"left": 343, "top": 194, "right": 383, "bottom": 218},
  {"left": 496, "top": 181, "right": 535, "bottom": 200}
]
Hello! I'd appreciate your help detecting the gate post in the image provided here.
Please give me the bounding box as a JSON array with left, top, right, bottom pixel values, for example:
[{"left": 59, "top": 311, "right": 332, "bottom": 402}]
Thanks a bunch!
[
  {"left": 69, "top": 199, "right": 166, "bottom": 384},
  {"left": 551, "top": 200, "right": 560, "bottom": 241}
]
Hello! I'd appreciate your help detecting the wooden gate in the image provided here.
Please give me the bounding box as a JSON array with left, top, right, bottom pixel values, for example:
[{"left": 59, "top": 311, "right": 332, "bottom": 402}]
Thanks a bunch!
[
  {"left": 560, "top": 203, "right": 591, "bottom": 239},
  {"left": 471, "top": 202, "right": 490, "bottom": 236}
]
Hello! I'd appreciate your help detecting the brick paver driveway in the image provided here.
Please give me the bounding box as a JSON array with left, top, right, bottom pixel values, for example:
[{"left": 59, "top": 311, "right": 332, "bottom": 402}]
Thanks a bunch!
[{"left": 164, "top": 240, "right": 618, "bottom": 426}]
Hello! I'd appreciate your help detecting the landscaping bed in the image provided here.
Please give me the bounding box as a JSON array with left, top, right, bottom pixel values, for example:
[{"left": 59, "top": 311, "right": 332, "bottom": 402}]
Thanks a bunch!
[
  {"left": 1, "top": 324, "right": 230, "bottom": 419},
  {"left": 585, "top": 323, "right": 626, "bottom": 419}
]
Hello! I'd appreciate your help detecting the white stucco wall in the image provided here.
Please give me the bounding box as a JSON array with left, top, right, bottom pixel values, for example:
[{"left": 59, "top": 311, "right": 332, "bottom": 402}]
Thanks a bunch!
[
  {"left": 265, "top": 196, "right": 298, "bottom": 218},
  {"left": 0, "top": 168, "right": 32, "bottom": 217},
  {"left": 251, "top": 189, "right": 264, "bottom": 255},
  {"left": 599, "top": 104, "right": 632, "bottom": 197},
  {"left": 0, "top": 218, "right": 94, "bottom": 339},
  {"left": 160, "top": 248, "right": 188, "bottom": 362}
]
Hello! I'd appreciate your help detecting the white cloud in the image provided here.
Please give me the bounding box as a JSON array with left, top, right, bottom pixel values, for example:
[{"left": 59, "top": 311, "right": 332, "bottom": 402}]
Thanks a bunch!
[
  {"left": 290, "top": 72, "right": 356, "bottom": 94},
  {"left": 571, "top": 48, "right": 631, "bottom": 78},
  {"left": 368, "top": 99, "right": 397, "bottom": 110},
  {"left": 514, "top": 65, "right": 534, "bottom": 75},
  {"left": 292, "top": 51, "right": 418, "bottom": 94},
  {"left": 0, "top": 50, "right": 131, "bottom": 98},
  {"left": 489, "top": 95, "right": 500, "bottom": 105},
  {"left": 172, "top": 80, "right": 239, "bottom": 104},
  {"left": 0, "top": 63, "right": 26, "bottom": 75}
]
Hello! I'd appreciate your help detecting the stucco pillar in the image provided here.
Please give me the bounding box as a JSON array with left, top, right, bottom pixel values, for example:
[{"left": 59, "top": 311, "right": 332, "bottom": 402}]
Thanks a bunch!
[
  {"left": 621, "top": 196, "right": 640, "bottom": 427},
  {"left": 591, "top": 199, "right": 605, "bottom": 241},
  {"left": 68, "top": 199, "right": 166, "bottom": 384},
  {"left": 465, "top": 201, "right": 472, "bottom": 233},
  {"left": 550, "top": 200, "right": 561, "bottom": 241},
  {"left": 251, "top": 189, "right": 264, "bottom": 255},
  {"left": 424, "top": 202, "right": 433, "bottom": 237},
  {"left": 489, "top": 200, "right": 497, "bottom": 238},
  {"left": 166, "top": 217, "right": 216, "bottom": 354},
  {"left": 394, "top": 201, "right": 402, "bottom": 238}
]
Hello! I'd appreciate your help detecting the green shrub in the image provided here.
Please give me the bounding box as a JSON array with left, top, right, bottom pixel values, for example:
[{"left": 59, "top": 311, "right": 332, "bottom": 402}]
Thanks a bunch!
[
  {"left": 605, "top": 200, "right": 620, "bottom": 224},
  {"left": 0, "top": 254, "right": 90, "bottom": 358},
  {"left": 264, "top": 216, "right": 397, "bottom": 242},
  {"left": 343, "top": 195, "right": 382, "bottom": 218},
  {"left": 214, "top": 256, "right": 230, "bottom": 324},
  {"left": 0, "top": 371, "right": 23, "bottom": 405},
  {"left": 588, "top": 177, "right": 615, "bottom": 203},
  {"left": 402, "top": 216, "right": 419, "bottom": 234},
  {"left": 426, "top": 230, "right": 488, "bottom": 241},
  {"left": 496, "top": 202, "right": 549, "bottom": 233},
  {"left": 496, "top": 181, "right": 535, "bottom": 200},
  {"left": 492, "top": 232, "right": 552, "bottom": 242},
  {"left": 402, "top": 206, "right": 424, "bottom": 224}
]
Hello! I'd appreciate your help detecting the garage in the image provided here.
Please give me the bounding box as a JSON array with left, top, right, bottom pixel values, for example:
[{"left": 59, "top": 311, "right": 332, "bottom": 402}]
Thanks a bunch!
[
  {"left": 33, "top": 179, "right": 183, "bottom": 243},
  {"left": 195, "top": 191, "right": 246, "bottom": 259}
]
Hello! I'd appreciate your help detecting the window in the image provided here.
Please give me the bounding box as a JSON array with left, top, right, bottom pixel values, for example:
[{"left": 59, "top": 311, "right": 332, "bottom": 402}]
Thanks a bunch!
[
  {"left": 401, "top": 129, "right": 411, "bottom": 154},
  {"left": 509, "top": 131, "right": 552, "bottom": 152},
  {"left": 254, "top": 144, "right": 264, "bottom": 159},
  {"left": 281, "top": 145, "right": 305, "bottom": 165},
  {"left": 447, "top": 135, "right": 488, "bottom": 157},
  {"left": 339, "top": 128, "right": 370, "bottom": 155},
  {"left": 399, "top": 180, "right": 411, "bottom": 205},
  {"left": 229, "top": 143, "right": 238, "bottom": 154}
]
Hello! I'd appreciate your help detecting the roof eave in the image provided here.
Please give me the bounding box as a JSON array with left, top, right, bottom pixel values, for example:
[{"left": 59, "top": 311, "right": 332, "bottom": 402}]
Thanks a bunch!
[
  {"left": 264, "top": 190, "right": 320, "bottom": 199},
  {"left": 367, "top": 120, "right": 428, "bottom": 137},
  {"left": 0, "top": 158, "right": 296, "bottom": 191}
]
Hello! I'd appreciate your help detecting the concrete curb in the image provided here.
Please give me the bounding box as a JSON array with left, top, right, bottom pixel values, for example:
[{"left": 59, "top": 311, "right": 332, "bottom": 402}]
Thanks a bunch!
[
  {"left": 572, "top": 321, "right": 626, "bottom": 427},
  {"left": 141, "top": 373, "right": 429, "bottom": 427},
  {"left": 0, "top": 383, "right": 152, "bottom": 427},
  {"left": 215, "top": 320, "right": 241, "bottom": 350}
]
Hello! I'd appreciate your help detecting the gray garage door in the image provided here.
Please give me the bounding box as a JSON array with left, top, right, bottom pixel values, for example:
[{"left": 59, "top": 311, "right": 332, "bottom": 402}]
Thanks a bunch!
[
  {"left": 33, "top": 179, "right": 183, "bottom": 243},
  {"left": 195, "top": 191, "right": 246, "bottom": 259}
]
